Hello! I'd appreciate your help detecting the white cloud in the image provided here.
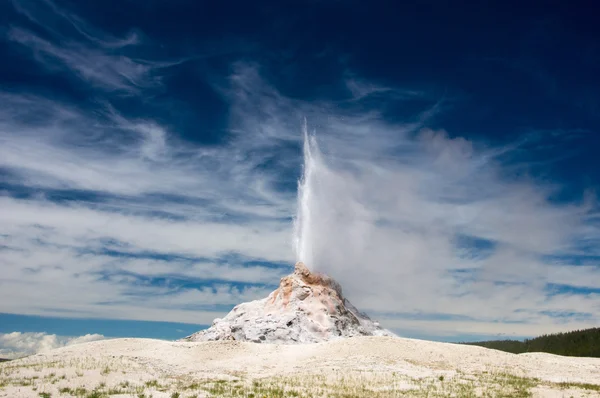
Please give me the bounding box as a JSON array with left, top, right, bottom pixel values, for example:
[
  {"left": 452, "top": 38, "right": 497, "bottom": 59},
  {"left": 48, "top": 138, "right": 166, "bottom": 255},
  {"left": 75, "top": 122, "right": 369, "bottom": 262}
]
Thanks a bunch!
[
  {"left": 7, "top": 26, "right": 157, "bottom": 94},
  {"left": 11, "top": 0, "right": 140, "bottom": 49},
  {"left": 0, "top": 332, "right": 105, "bottom": 359},
  {"left": 6, "top": 0, "right": 182, "bottom": 94}
]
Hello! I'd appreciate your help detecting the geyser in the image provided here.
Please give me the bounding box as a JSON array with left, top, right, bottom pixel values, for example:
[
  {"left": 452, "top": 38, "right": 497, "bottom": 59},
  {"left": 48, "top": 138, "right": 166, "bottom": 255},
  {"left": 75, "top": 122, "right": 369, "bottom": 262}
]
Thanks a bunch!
[
  {"left": 293, "top": 121, "right": 320, "bottom": 268},
  {"left": 183, "top": 123, "right": 396, "bottom": 343}
]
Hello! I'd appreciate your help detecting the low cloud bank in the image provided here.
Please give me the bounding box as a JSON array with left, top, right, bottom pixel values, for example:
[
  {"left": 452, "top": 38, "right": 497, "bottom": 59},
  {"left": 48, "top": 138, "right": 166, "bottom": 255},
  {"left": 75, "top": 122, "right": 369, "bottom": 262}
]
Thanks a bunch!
[{"left": 0, "top": 332, "right": 105, "bottom": 359}]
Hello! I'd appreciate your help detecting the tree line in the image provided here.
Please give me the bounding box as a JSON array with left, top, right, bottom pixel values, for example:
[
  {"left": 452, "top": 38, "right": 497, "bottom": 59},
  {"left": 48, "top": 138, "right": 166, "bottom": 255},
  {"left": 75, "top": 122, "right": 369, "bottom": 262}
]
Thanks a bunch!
[{"left": 462, "top": 327, "right": 600, "bottom": 357}]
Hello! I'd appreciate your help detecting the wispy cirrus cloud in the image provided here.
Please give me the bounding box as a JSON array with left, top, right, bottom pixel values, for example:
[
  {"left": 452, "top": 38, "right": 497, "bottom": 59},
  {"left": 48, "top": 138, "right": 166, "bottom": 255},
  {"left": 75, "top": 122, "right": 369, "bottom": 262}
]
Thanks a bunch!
[
  {"left": 1, "top": 1, "right": 299, "bottom": 325},
  {"left": 11, "top": 0, "right": 140, "bottom": 49},
  {"left": 6, "top": 0, "right": 181, "bottom": 93}
]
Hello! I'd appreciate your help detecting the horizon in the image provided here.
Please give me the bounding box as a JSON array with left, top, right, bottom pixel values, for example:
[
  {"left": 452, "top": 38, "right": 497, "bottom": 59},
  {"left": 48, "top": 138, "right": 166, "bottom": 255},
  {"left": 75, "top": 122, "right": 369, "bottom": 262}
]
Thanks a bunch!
[{"left": 1, "top": 0, "right": 599, "bottom": 358}]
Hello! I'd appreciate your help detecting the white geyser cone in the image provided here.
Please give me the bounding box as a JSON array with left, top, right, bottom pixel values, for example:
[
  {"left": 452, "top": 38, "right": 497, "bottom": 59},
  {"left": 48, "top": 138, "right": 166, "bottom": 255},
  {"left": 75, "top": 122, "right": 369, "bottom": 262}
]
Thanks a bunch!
[{"left": 181, "top": 262, "right": 396, "bottom": 344}]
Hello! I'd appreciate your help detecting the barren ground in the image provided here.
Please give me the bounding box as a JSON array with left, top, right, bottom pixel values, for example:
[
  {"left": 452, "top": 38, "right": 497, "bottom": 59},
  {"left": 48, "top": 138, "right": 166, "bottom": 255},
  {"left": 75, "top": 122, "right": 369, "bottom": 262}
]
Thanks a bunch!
[{"left": 1, "top": 336, "right": 598, "bottom": 397}]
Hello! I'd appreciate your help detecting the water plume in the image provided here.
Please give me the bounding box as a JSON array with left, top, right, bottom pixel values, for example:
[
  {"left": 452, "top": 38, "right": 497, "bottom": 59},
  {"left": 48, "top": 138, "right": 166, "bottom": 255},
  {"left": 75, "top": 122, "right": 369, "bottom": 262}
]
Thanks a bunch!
[
  {"left": 293, "top": 120, "right": 319, "bottom": 268},
  {"left": 287, "top": 110, "right": 597, "bottom": 338},
  {"left": 292, "top": 120, "right": 375, "bottom": 277}
]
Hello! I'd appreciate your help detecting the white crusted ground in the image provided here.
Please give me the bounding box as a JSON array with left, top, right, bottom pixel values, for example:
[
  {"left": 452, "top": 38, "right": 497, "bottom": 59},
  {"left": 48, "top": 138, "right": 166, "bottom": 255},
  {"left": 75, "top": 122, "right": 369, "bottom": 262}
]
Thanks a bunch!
[
  {"left": 182, "top": 262, "right": 395, "bottom": 344},
  {"left": 1, "top": 336, "right": 599, "bottom": 397}
]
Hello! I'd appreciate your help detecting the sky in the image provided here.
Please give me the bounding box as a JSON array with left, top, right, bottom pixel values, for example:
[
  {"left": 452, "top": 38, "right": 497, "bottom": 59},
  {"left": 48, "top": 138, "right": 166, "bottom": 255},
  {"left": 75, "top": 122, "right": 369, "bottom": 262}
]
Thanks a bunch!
[{"left": 1, "top": 0, "right": 600, "bottom": 357}]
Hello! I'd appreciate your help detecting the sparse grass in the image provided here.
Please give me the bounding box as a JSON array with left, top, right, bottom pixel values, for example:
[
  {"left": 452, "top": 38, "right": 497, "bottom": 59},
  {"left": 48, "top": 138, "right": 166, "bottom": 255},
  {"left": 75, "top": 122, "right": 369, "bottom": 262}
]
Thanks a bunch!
[
  {"left": 484, "top": 372, "right": 537, "bottom": 397},
  {"left": 145, "top": 379, "right": 160, "bottom": 388},
  {"left": 554, "top": 381, "right": 600, "bottom": 392},
  {"left": 3, "top": 354, "right": 599, "bottom": 398},
  {"left": 107, "top": 386, "right": 125, "bottom": 394},
  {"left": 85, "top": 391, "right": 107, "bottom": 398},
  {"left": 58, "top": 386, "right": 88, "bottom": 396},
  {"left": 163, "top": 370, "right": 546, "bottom": 398},
  {"left": 2, "top": 361, "right": 60, "bottom": 370},
  {"left": 184, "top": 382, "right": 202, "bottom": 390},
  {"left": 14, "top": 377, "right": 35, "bottom": 386}
]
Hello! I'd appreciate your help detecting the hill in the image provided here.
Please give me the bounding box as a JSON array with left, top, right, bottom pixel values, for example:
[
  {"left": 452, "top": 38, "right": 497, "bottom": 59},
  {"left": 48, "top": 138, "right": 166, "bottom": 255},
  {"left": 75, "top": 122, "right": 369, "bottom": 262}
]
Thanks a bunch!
[{"left": 463, "top": 328, "right": 600, "bottom": 357}]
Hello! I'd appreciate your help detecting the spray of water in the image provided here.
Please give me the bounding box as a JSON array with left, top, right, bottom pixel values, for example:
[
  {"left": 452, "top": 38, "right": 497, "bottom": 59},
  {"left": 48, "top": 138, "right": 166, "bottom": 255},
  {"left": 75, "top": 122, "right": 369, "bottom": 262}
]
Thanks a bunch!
[
  {"left": 293, "top": 120, "right": 318, "bottom": 267},
  {"left": 292, "top": 120, "right": 373, "bottom": 276}
]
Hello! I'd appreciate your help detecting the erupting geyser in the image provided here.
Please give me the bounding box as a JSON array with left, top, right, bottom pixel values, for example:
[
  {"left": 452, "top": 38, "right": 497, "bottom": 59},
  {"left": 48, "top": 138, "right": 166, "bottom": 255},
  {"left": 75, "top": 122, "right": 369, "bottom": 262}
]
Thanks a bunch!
[
  {"left": 183, "top": 123, "right": 395, "bottom": 343},
  {"left": 293, "top": 121, "right": 319, "bottom": 268}
]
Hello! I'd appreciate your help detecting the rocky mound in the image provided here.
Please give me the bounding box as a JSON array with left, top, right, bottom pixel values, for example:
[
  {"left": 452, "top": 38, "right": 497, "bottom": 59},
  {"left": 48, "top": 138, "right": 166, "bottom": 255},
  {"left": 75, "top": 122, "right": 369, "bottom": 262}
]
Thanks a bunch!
[{"left": 181, "top": 262, "right": 395, "bottom": 344}]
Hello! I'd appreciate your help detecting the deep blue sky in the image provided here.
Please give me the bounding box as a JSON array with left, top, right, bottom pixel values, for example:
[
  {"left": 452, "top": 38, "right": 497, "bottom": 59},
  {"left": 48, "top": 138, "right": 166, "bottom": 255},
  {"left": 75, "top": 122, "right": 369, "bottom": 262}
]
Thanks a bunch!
[
  {"left": 3, "top": 1, "right": 599, "bottom": 189},
  {"left": 1, "top": 0, "right": 599, "bottom": 354}
]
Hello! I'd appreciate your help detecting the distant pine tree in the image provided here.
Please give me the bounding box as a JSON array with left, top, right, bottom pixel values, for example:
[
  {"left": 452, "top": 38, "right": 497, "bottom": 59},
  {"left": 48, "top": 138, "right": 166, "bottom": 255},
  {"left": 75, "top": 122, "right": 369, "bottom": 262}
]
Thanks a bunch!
[{"left": 461, "top": 328, "right": 600, "bottom": 357}]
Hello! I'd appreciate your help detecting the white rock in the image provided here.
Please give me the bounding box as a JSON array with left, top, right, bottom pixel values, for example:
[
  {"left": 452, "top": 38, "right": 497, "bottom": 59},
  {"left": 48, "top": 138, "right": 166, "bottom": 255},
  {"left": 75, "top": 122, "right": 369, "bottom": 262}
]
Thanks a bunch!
[{"left": 181, "top": 262, "right": 396, "bottom": 344}]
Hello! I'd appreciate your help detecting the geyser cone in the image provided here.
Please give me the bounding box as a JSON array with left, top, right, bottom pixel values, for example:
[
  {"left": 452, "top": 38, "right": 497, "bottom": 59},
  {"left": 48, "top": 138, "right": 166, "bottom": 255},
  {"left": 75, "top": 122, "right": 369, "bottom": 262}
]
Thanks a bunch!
[{"left": 181, "top": 262, "right": 395, "bottom": 344}]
